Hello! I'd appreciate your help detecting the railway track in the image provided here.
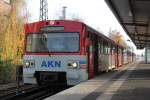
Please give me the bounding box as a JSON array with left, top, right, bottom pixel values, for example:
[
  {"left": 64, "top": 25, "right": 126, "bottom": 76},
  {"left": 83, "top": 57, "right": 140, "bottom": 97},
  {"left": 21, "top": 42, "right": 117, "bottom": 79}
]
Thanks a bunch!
[
  {"left": 1, "top": 83, "right": 70, "bottom": 100},
  {"left": 0, "top": 84, "right": 36, "bottom": 100}
]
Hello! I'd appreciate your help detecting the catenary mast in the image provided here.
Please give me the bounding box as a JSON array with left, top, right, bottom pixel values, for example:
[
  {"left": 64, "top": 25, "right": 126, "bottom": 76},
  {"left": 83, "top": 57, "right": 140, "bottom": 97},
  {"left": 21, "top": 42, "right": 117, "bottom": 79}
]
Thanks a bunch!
[{"left": 39, "top": 0, "right": 48, "bottom": 21}]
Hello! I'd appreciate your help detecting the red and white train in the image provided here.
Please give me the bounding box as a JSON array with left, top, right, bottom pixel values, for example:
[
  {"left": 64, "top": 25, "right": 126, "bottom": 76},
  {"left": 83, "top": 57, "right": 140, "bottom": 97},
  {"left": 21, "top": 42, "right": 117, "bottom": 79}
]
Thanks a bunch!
[{"left": 23, "top": 20, "right": 135, "bottom": 85}]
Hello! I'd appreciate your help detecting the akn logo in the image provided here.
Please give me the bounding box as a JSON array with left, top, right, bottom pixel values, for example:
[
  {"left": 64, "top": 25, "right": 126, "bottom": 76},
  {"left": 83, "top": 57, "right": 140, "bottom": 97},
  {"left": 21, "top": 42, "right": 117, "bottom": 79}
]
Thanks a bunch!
[{"left": 41, "top": 60, "right": 61, "bottom": 68}]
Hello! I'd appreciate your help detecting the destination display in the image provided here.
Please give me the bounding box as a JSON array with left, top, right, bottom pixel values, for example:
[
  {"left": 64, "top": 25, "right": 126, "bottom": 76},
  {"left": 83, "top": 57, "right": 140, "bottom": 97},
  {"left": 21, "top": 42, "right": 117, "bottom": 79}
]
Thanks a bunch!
[{"left": 40, "top": 26, "right": 64, "bottom": 32}]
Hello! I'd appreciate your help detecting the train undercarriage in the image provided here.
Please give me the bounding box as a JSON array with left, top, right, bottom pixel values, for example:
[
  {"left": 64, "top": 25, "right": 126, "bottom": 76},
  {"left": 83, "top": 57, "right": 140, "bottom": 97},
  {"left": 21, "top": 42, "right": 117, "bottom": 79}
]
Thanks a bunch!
[{"left": 34, "top": 71, "right": 67, "bottom": 86}]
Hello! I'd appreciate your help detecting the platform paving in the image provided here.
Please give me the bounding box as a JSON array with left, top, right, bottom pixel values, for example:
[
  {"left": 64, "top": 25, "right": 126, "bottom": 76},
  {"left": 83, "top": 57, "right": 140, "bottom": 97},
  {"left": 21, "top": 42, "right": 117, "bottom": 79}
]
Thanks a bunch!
[
  {"left": 45, "top": 61, "right": 150, "bottom": 100},
  {"left": 111, "top": 62, "right": 150, "bottom": 100}
]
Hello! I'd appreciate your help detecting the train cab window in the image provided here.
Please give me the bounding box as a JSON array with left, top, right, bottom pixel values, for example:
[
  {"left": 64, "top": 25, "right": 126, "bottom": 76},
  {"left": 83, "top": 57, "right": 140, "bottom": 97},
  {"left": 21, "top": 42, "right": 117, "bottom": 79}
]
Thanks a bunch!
[{"left": 26, "top": 32, "right": 80, "bottom": 52}]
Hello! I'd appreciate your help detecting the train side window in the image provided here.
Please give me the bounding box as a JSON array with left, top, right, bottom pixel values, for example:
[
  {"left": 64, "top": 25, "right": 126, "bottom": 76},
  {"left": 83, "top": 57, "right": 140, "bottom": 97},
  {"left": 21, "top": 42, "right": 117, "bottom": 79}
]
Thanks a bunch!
[
  {"left": 112, "top": 46, "right": 115, "bottom": 54},
  {"left": 105, "top": 43, "right": 109, "bottom": 55},
  {"left": 119, "top": 48, "right": 121, "bottom": 54},
  {"left": 106, "top": 45, "right": 108, "bottom": 54},
  {"left": 111, "top": 46, "right": 113, "bottom": 54},
  {"left": 101, "top": 42, "right": 103, "bottom": 54},
  {"left": 110, "top": 45, "right": 112, "bottom": 55},
  {"left": 86, "top": 31, "right": 90, "bottom": 38},
  {"left": 110, "top": 45, "right": 112, "bottom": 54},
  {"left": 107, "top": 44, "right": 110, "bottom": 55},
  {"left": 104, "top": 45, "right": 107, "bottom": 55},
  {"left": 98, "top": 43, "right": 101, "bottom": 54},
  {"left": 112, "top": 48, "right": 114, "bottom": 54},
  {"left": 103, "top": 45, "right": 105, "bottom": 54},
  {"left": 103, "top": 42, "right": 105, "bottom": 54},
  {"left": 106, "top": 47, "right": 108, "bottom": 54}
]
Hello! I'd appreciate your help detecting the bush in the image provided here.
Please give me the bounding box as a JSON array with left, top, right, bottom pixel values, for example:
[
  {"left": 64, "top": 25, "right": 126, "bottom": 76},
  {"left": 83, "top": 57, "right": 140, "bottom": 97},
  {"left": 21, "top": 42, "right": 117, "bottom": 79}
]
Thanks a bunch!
[{"left": 0, "top": 58, "right": 14, "bottom": 84}]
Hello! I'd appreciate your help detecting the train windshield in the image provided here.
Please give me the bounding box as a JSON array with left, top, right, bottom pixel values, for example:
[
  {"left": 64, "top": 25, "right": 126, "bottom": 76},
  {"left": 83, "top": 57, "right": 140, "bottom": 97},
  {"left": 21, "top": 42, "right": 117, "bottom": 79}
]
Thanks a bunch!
[{"left": 26, "top": 32, "right": 80, "bottom": 52}]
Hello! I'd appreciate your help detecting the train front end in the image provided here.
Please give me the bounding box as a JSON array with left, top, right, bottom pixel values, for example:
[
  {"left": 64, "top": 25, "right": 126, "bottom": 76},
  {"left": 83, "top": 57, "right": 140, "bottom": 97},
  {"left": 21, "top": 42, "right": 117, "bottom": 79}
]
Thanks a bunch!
[{"left": 23, "top": 20, "right": 88, "bottom": 85}]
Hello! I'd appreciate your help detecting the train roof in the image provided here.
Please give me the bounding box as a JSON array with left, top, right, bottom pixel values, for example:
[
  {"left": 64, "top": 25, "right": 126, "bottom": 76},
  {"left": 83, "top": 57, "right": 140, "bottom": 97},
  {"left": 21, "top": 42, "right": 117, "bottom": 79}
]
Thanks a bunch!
[{"left": 25, "top": 20, "right": 82, "bottom": 26}]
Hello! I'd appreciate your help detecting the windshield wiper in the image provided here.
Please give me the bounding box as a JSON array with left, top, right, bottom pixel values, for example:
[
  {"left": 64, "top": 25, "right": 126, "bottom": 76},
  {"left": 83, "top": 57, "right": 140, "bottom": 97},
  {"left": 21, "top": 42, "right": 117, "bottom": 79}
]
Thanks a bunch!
[{"left": 41, "top": 34, "right": 51, "bottom": 57}]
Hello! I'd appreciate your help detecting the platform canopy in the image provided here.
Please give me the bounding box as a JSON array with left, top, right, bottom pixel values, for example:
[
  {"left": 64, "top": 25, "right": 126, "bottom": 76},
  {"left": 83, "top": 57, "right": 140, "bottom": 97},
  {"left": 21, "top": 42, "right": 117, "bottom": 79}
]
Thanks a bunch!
[{"left": 105, "top": 0, "right": 150, "bottom": 49}]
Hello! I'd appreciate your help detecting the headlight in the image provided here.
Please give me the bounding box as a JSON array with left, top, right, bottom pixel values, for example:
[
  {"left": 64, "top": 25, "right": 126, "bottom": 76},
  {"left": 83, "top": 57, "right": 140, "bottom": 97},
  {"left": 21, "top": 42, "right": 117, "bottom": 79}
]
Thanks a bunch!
[
  {"left": 25, "top": 62, "right": 30, "bottom": 67},
  {"left": 24, "top": 60, "right": 35, "bottom": 68},
  {"left": 71, "top": 62, "right": 78, "bottom": 68},
  {"left": 68, "top": 61, "right": 78, "bottom": 69}
]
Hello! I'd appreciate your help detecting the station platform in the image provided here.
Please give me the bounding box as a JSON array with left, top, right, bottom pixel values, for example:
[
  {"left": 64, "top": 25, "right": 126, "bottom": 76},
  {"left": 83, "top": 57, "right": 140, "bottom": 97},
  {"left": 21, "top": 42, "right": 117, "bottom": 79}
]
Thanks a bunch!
[{"left": 45, "top": 61, "right": 150, "bottom": 100}]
